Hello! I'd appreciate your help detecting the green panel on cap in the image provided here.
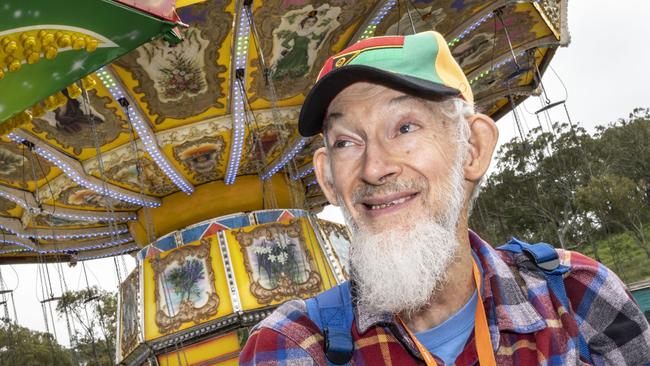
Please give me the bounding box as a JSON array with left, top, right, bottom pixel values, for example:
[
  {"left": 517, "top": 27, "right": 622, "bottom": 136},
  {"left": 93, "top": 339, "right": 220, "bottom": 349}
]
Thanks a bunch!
[{"left": 348, "top": 32, "right": 444, "bottom": 85}]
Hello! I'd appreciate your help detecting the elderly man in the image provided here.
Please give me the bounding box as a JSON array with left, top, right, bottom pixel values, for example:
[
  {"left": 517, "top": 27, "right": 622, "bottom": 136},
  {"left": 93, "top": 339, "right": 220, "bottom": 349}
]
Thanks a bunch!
[{"left": 240, "top": 31, "right": 650, "bottom": 365}]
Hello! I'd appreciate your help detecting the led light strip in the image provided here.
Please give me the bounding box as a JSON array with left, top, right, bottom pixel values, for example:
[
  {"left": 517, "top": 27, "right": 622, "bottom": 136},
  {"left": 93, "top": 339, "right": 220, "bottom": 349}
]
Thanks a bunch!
[
  {"left": 468, "top": 50, "right": 528, "bottom": 85},
  {"left": 0, "top": 248, "right": 31, "bottom": 255},
  {"left": 447, "top": 11, "right": 495, "bottom": 47},
  {"left": 358, "top": 0, "right": 397, "bottom": 40},
  {"left": 357, "top": 1, "right": 494, "bottom": 47},
  {"left": 43, "top": 207, "right": 137, "bottom": 223},
  {"left": 0, "top": 235, "right": 133, "bottom": 254},
  {"left": 218, "top": 230, "right": 242, "bottom": 312},
  {"left": 225, "top": 6, "right": 252, "bottom": 185},
  {"left": 260, "top": 137, "right": 308, "bottom": 180},
  {"left": 291, "top": 164, "right": 314, "bottom": 181},
  {"left": 447, "top": 1, "right": 547, "bottom": 48},
  {"left": 0, "top": 216, "right": 129, "bottom": 240},
  {"left": 308, "top": 215, "right": 347, "bottom": 283},
  {"left": 0, "top": 184, "right": 136, "bottom": 222},
  {"left": 96, "top": 68, "right": 194, "bottom": 194},
  {"left": 0, "top": 188, "right": 33, "bottom": 212},
  {"left": 0, "top": 238, "right": 31, "bottom": 249},
  {"left": 8, "top": 131, "right": 161, "bottom": 207}
]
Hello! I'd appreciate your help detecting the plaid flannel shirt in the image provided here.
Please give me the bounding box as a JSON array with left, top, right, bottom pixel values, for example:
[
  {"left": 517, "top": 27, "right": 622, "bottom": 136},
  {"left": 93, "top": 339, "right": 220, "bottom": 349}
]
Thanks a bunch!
[{"left": 240, "top": 231, "right": 650, "bottom": 365}]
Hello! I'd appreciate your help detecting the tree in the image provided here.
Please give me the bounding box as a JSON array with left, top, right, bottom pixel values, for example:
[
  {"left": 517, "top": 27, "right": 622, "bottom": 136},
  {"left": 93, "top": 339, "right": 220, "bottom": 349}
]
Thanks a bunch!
[
  {"left": 470, "top": 108, "right": 650, "bottom": 274},
  {"left": 471, "top": 122, "right": 594, "bottom": 249},
  {"left": 56, "top": 286, "right": 117, "bottom": 366},
  {"left": 0, "top": 320, "right": 74, "bottom": 365},
  {"left": 576, "top": 174, "right": 650, "bottom": 259}
]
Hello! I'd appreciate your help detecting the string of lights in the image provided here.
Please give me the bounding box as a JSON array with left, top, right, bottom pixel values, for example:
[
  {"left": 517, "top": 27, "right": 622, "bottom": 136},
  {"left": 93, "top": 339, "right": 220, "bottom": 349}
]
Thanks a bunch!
[
  {"left": 95, "top": 68, "right": 194, "bottom": 194},
  {"left": 225, "top": 6, "right": 252, "bottom": 185},
  {"left": 359, "top": 0, "right": 398, "bottom": 40},
  {"left": 0, "top": 216, "right": 129, "bottom": 240},
  {"left": 0, "top": 234, "right": 134, "bottom": 254},
  {"left": 290, "top": 164, "right": 314, "bottom": 181},
  {"left": 0, "top": 185, "right": 136, "bottom": 222},
  {"left": 7, "top": 131, "right": 161, "bottom": 207},
  {"left": 260, "top": 137, "right": 307, "bottom": 180}
]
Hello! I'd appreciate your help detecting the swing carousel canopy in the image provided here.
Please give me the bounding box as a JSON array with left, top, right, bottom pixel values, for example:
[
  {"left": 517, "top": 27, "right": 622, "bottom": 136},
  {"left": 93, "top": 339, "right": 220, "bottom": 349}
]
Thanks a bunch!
[{"left": 0, "top": 0, "right": 569, "bottom": 264}]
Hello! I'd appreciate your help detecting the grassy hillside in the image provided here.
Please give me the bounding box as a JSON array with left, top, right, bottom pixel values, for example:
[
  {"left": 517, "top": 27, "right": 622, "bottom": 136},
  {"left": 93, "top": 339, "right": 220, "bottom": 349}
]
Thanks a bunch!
[{"left": 573, "top": 225, "right": 650, "bottom": 285}]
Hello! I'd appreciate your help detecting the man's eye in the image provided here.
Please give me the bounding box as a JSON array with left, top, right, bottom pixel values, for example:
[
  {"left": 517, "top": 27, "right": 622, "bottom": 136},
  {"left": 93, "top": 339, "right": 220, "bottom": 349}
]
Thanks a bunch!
[
  {"left": 333, "top": 140, "right": 353, "bottom": 148},
  {"left": 398, "top": 122, "right": 418, "bottom": 134}
]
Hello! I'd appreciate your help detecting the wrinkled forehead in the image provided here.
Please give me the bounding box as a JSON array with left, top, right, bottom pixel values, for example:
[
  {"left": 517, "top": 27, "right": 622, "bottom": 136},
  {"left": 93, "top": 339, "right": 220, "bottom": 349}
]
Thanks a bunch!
[{"left": 322, "top": 82, "right": 450, "bottom": 134}]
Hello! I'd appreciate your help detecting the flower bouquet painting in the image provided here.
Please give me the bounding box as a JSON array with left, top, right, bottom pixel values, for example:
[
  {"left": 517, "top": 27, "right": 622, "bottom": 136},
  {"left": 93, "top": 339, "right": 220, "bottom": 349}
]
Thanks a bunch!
[
  {"left": 235, "top": 219, "right": 321, "bottom": 304},
  {"left": 151, "top": 238, "right": 219, "bottom": 334}
]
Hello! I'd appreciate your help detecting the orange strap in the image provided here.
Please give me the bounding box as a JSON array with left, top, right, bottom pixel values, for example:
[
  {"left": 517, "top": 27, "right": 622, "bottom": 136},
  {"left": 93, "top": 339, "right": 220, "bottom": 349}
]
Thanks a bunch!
[{"left": 398, "top": 258, "right": 496, "bottom": 366}]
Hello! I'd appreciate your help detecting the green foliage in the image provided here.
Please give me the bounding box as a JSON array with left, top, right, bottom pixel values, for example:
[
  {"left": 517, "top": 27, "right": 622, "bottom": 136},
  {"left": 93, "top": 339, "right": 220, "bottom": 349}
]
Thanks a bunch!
[
  {"left": 470, "top": 108, "right": 650, "bottom": 282},
  {"left": 0, "top": 321, "right": 74, "bottom": 366},
  {"left": 0, "top": 287, "right": 118, "bottom": 366},
  {"left": 56, "top": 286, "right": 117, "bottom": 366},
  {"left": 578, "top": 225, "right": 650, "bottom": 284}
]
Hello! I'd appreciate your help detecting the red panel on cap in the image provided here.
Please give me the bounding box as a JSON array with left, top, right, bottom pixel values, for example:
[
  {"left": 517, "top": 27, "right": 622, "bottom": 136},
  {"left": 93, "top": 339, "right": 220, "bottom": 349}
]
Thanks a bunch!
[
  {"left": 318, "top": 36, "right": 404, "bottom": 80},
  {"left": 339, "top": 35, "right": 404, "bottom": 54},
  {"left": 318, "top": 57, "right": 335, "bottom": 79}
]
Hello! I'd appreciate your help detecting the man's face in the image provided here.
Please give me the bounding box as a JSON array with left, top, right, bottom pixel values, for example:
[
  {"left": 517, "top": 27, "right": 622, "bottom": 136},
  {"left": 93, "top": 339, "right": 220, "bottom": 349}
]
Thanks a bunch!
[
  {"left": 314, "top": 82, "right": 472, "bottom": 314},
  {"left": 322, "top": 82, "right": 466, "bottom": 233}
]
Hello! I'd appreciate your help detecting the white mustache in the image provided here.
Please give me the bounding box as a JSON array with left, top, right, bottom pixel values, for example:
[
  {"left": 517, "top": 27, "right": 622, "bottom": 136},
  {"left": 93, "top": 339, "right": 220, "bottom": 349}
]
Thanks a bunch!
[{"left": 351, "top": 178, "right": 428, "bottom": 205}]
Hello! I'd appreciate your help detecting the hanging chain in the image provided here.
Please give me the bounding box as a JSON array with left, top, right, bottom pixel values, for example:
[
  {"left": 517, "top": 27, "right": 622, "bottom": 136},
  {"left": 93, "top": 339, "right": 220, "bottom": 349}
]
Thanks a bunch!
[
  {"left": 119, "top": 96, "right": 157, "bottom": 245},
  {"left": 83, "top": 85, "right": 124, "bottom": 243},
  {"left": 246, "top": 5, "right": 302, "bottom": 205}
]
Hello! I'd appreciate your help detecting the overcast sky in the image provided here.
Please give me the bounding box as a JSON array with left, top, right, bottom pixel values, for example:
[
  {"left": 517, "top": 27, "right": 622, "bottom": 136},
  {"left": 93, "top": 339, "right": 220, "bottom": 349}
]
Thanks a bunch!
[{"left": 3, "top": 0, "right": 649, "bottom": 347}]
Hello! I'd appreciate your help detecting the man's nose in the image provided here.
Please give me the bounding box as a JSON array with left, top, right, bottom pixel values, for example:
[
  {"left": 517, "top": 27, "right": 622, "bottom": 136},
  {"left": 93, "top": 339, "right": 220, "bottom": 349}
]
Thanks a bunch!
[{"left": 360, "top": 140, "right": 401, "bottom": 185}]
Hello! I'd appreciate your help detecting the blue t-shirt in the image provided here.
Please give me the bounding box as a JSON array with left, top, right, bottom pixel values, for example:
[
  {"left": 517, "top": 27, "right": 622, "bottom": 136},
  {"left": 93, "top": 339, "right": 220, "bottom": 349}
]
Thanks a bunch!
[{"left": 414, "top": 289, "right": 478, "bottom": 365}]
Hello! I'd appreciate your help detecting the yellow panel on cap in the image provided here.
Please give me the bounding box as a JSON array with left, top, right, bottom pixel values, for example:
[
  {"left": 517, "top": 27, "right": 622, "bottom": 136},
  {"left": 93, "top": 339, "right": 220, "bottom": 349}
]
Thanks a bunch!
[{"left": 432, "top": 32, "right": 474, "bottom": 103}]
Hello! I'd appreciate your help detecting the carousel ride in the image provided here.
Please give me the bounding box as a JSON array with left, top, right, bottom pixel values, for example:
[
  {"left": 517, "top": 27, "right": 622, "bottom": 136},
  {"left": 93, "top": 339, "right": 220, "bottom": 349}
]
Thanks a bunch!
[{"left": 0, "top": 0, "right": 570, "bottom": 365}]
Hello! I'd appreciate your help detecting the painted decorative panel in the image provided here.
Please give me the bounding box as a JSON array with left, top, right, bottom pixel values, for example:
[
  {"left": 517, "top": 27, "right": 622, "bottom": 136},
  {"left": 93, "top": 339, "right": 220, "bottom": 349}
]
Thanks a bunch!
[
  {"left": 151, "top": 238, "right": 220, "bottom": 334},
  {"left": 233, "top": 219, "right": 322, "bottom": 305}
]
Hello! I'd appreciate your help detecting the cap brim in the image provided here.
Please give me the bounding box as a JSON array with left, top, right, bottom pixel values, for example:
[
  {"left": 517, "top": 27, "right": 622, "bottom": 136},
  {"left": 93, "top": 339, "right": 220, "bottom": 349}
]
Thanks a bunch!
[{"left": 298, "top": 65, "right": 461, "bottom": 137}]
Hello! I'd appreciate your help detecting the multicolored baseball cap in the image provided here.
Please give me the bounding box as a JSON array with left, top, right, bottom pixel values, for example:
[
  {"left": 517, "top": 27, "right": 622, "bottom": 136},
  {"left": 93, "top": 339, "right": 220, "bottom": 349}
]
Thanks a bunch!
[{"left": 298, "top": 31, "right": 472, "bottom": 137}]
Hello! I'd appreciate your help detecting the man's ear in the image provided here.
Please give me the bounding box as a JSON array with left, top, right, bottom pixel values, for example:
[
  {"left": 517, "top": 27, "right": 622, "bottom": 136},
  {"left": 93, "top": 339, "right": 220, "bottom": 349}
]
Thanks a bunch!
[
  {"left": 464, "top": 113, "right": 498, "bottom": 181},
  {"left": 313, "top": 146, "right": 340, "bottom": 206}
]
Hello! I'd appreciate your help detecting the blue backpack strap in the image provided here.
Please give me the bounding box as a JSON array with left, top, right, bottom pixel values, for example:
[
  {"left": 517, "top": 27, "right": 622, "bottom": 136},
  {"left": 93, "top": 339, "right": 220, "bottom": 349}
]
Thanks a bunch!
[
  {"left": 305, "top": 281, "right": 354, "bottom": 365},
  {"left": 498, "top": 238, "right": 593, "bottom": 363}
]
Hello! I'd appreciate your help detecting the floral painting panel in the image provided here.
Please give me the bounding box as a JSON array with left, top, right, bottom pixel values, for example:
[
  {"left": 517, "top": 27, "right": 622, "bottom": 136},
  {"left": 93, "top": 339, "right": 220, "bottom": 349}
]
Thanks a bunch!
[
  {"left": 247, "top": 234, "right": 310, "bottom": 290},
  {"left": 150, "top": 238, "right": 219, "bottom": 334},
  {"left": 235, "top": 220, "right": 322, "bottom": 304},
  {"left": 115, "top": 2, "right": 231, "bottom": 123},
  {"left": 157, "top": 255, "right": 211, "bottom": 317}
]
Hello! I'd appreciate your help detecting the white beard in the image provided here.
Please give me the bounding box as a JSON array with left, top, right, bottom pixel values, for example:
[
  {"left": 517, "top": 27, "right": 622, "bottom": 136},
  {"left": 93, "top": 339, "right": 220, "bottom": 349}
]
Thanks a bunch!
[{"left": 340, "top": 154, "right": 467, "bottom": 316}]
